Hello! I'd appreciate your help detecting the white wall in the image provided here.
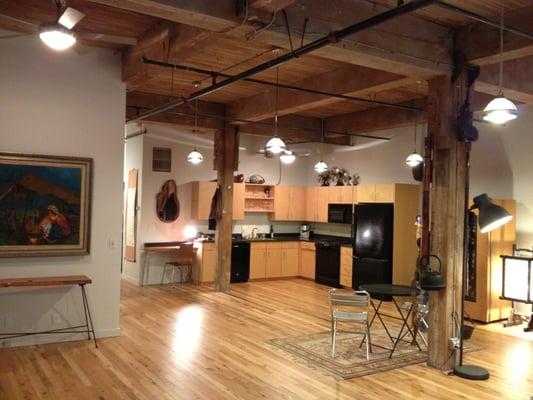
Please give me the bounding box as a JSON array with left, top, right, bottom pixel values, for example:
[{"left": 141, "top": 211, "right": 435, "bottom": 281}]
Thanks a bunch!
[{"left": 0, "top": 34, "right": 124, "bottom": 345}]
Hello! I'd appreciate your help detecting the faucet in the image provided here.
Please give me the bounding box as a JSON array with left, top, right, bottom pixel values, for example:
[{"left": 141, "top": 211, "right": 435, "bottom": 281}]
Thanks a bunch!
[{"left": 251, "top": 227, "right": 259, "bottom": 239}]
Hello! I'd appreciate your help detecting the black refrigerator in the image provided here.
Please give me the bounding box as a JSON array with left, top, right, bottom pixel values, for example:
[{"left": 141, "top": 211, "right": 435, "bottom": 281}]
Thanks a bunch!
[{"left": 352, "top": 203, "right": 394, "bottom": 290}]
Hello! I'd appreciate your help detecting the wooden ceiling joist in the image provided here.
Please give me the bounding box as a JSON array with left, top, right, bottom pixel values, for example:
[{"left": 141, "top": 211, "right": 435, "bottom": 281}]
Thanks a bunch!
[
  {"left": 249, "top": 0, "right": 297, "bottom": 13},
  {"left": 229, "top": 64, "right": 413, "bottom": 122}
]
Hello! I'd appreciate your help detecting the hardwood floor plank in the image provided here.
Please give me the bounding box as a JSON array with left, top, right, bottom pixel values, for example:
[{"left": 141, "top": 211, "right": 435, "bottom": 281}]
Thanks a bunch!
[{"left": 1, "top": 279, "right": 532, "bottom": 400}]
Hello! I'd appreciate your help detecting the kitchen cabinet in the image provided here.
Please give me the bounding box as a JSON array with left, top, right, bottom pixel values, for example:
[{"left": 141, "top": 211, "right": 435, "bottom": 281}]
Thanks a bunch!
[
  {"left": 305, "top": 187, "right": 317, "bottom": 221},
  {"left": 281, "top": 242, "right": 299, "bottom": 277},
  {"left": 190, "top": 181, "right": 244, "bottom": 220},
  {"left": 265, "top": 245, "right": 282, "bottom": 278},
  {"left": 250, "top": 242, "right": 267, "bottom": 279},
  {"left": 244, "top": 184, "right": 275, "bottom": 213},
  {"left": 305, "top": 187, "right": 327, "bottom": 222},
  {"left": 199, "top": 242, "right": 215, "bottom": 283},
  {"left": 356, "top": 184, "right": 395, "bottom": 203},
  {"left": 272, "top": 185, "right": 289, "bottom": 220},
  {"left": 328, "top": 186, "right": 353, "bottom": 204},
  {"left": 300, "top": 241, "right": 316, "bottom": 280},
  {"left": 340, "top": 246, "right": 353, "bottom": 287},
  {"left": 289, "top": 187, "right": 307, "bottom": 220}
]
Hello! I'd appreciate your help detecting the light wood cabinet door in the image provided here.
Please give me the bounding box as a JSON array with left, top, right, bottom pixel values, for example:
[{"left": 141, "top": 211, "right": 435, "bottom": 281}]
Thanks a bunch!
[
  {"left": 327, "top": 186, "right": 342, "bottom": 204},
  {"left": 289, "top": 186, "right": 306, "bottom": 221},
  {"left": 250, "top": 244, "right": 266, "bottom": 279},
  {"left": 357, "top": 184, "right": 376, "bottom": 203},
  {"left": 375, "top": 184, "right": 395, "bottom": 203},
  {"left": 281, "top": 247, "right": 299, "bottom": 277},
  {"left": 232, "top": 183, "right": 245, "bottom": 220},
  {"left": 191, "top": 181, "right": 217, "bottom": 220},
  {"left": 340, "top": 186, "right": 353, "bottom": 204},
  {"left": 272, "top": 185, "right": 290, "bottom": 221},
  {"left": 306, "top": 187, "right": 318, "bottom": 222},
  {"left": 340, "top": 246, "right": 353, "bottom": 287},
  {"left": 300, "top": 249, "right": 316, "bottom": 279},
  {"left": 265, "top": 248, "right": 282, "bottom": 278},
  {"left": 200, "top": 247, "right": 216, "bottom": 283},
  {"left": 317, "top": 187, "right": 329, "bottom": 222}
]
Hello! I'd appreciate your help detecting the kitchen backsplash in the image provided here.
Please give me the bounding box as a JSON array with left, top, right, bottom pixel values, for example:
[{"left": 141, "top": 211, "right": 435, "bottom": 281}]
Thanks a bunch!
[{"left": 312, "top": 222, "right": 351, "bottom": 237}]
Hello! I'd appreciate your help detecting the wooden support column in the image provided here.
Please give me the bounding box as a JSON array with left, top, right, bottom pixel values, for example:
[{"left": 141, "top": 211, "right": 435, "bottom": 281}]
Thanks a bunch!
[
  {"left": 213, "top": 125, "right": 239, "bottom": 292},
  {"left": 427, "top": 74, "right": 468, "bottom": 370}
]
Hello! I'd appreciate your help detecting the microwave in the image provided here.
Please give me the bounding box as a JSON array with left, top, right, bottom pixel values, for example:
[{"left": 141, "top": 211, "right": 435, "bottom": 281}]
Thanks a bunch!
[{"left": 328, "top": 204, "right": 353, "bottom": 224}]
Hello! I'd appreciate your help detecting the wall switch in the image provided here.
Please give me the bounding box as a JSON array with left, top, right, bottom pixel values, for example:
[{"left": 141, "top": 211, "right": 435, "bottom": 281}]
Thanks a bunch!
[{"left": 109, "top": 238, "right": 117, "bottom": 249}]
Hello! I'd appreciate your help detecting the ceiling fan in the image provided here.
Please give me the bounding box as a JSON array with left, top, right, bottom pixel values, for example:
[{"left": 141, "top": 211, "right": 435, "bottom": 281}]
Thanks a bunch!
[
  {"left": 0, "top": 0, "right": 136, "bottom": 51},
  {"left": 256, "top": 148, "right": 311, "bottom": 164}
]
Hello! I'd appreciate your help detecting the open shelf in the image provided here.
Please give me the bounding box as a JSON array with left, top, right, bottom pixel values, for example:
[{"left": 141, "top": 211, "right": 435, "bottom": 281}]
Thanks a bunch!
[{"left": 244, "top": 184, "right": 275, "bottom": 213}]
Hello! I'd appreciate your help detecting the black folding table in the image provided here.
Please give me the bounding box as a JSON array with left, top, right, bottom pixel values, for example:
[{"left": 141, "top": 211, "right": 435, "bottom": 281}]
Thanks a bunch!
[{"left": 359, "top": 283, "right": 422, "bottom": 358}]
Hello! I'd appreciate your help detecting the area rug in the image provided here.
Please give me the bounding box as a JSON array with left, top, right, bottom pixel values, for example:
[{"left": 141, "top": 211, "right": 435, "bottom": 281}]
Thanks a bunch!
[{"left": 267, "top": 327, "right": 479, "bottom": 380}]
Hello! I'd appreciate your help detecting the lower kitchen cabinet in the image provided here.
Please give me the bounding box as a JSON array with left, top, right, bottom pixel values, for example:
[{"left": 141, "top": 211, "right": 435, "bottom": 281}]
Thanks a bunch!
[
  {"left": 281, "top": 242, "right": 299, "bottom": 277},
  {"left": 265, "top": 246, "right": 282, "bottom": 278},
  {"left": 250, "top": 243, "right": 267, "bottom": 279},
  {"left": 340, "top": 246, "right": 353, "bottom": 287},
  {"left": 300, "top": 241, "right": 316, "bottom": 280},
  {"left": 199, "top": 242, "right": 215, "bottom": 283}
]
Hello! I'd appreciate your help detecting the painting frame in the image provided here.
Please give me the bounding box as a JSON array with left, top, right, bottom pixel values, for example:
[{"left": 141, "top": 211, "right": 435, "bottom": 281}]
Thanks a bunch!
[{"left": 0, "top": 152, "right": 92, "bottom": 257}]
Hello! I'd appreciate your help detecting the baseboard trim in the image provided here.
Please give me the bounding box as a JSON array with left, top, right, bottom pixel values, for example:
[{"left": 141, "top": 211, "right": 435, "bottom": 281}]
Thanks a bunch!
[{"left": 1, "top": 327, "right": 120, "bottom": 348}]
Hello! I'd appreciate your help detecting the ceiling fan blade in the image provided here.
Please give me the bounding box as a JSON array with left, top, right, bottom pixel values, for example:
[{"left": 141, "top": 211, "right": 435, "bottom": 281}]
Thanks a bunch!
[
  {"left": 0, "top": 33, "right": 32, "bottom": 40},
  {"left": 77, "top": 32, "right": 137, "bottom": 46},
  {"left": 0, "top": 14, "right": 39, "bottom": 34},
  {"left": 58, "top": 7, "right": 85, "bottom": 29}
]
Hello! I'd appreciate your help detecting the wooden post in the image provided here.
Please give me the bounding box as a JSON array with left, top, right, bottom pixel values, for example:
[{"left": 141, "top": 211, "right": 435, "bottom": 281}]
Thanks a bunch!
[
  {"left": 427, "top": 74, "right": 468, "bottom": 370},
  {"left": 213, "top": 125, "right": 239, "bottom": 292}
]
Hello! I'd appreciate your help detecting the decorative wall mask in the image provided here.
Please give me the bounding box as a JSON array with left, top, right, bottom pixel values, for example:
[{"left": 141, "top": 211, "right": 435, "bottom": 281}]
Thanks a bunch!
[{"left": 156, "top": 180, "right": 179, "bottom": 222}]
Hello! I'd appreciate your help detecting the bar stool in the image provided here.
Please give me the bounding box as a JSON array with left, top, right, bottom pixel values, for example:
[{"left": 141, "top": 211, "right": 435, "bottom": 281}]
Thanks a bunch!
[{"left": 160, "top": 244, "right": 195, "bottom": 285}]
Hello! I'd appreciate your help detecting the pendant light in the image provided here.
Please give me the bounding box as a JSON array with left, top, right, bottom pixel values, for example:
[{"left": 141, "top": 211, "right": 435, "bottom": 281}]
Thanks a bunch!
[
  {"left": 280, "top": 150, "right": 296, "bottom": 164},
  {"left": 406, "top": 98, "right": 423, "bottom": 167},
  {"left": 483, "top": 7, "right": 518, "bottom": 125},
  {"left": 314, "top": 120, "right": 328, "bottom": 173},
  {"left": 265, "top": 68, "right": 287, "bottom": 154},
  {"left": 187, "top": 100, "right": 204, "bottom": 165}
]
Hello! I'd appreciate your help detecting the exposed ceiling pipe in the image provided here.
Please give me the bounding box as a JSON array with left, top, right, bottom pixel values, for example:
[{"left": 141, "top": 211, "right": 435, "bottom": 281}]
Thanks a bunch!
[
  {"left": 127, "top": 0, "right": 439, "bottom": 123},
  {"left": 142, "top": 57, "right": 424, "bottom": 112},
  {"left": 436, "top": 1, "right": 533, "bottom": 41}
]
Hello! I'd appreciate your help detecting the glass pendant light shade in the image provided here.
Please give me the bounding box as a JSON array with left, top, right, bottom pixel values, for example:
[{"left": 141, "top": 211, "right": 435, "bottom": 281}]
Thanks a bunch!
[
  {"left": 406, "top": 152, "right": 423, "bottom": 167},
  {"left": 187, "top": 149, "right": 203, "bottom": 165},
  {"left": 39, "top": 24, "right": 76, "bottom": 50},
  {"left": 482, "top": 95, "right": 518, "bottom": 124},
  {"left": 265, "top": 136, "right": 286, "bottom": 154},
  {"left": 280, "top": 150, "right": 296, "bottom": 164},
  {"left": 314, "top": 160, "right": 328, "bottom": 173}
]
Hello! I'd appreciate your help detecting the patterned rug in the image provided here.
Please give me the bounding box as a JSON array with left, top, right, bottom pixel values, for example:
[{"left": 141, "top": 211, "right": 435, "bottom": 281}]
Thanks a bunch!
[{"left": 267, "top": 326, "right": 478, "bottom": 380}]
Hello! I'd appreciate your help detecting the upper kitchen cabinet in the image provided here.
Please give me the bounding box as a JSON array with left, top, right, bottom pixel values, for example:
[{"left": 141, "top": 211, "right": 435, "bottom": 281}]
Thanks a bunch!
[
  {"left": 272, "top": 185, "right": 307, "bottom": 221},
  {"left": 306, "top": 187, "right": 328, "bottom": 222},
  {"left": 357, "top": 184, "right": 395, "bottom": 203},
  {"left": 244, "top": 184, "right": 275, "bottom": 213},
  {"left": 189, "top": 181, "right": 245, "bottom": 220},
  {"left": 327, "top": 186, "right": 353, "bottom": 204}
]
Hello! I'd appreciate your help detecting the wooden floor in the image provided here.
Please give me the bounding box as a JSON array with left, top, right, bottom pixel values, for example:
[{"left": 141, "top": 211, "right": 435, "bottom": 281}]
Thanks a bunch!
[{"left": 1, "top": 279, "right": 532, "bottom": 399}]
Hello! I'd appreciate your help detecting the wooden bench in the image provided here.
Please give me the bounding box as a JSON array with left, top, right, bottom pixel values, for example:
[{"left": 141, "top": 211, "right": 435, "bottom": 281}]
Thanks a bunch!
[{"left": 0, "top": 275, "right": 97, "bottom": 347}]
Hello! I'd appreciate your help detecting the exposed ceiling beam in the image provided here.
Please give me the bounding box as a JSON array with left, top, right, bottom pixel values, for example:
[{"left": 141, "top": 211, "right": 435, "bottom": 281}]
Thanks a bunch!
[
  {"left": 457, "top": 5, "right": 533, "bottom": 66},
  {"left": 86, "top": 0, "right": 452, "bottom": 78},
  {"left": 476, "top": 56, "right": 533, "bottom": 104},
  {"left": 250, "top": 0, "right": 296, "bottom": 13},
  {"left": 229, "top": 64, "right": 413, "bottom": 122}
]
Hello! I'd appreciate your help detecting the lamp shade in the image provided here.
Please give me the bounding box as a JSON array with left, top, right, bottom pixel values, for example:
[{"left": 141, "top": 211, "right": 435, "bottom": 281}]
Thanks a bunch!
[
  {"left": 473, "top": 193, "right": 513, "bottom": 233},
  {"left": 187, "top": 149, "right": 203, "bottom": 165},
  {"left": 501, "top": 255, "right": 532, "bottom": 303},
  {"left": 265, "top": 136, "right": 286, "bottom": 154},
  {"left": 482, "top": 95, "right": 518, "bottom": 125},
  {"left": 39, "top": 24, "right": 76, "bottom": 50},
  {"left": 314, "top": 160, "right": 328, "bottom": 173},
  {"left": 405, "top": 152, "right": 423, "bottom": 167},
  {"left": 280, "top": 150, "right": 296, "bottom": 164}
]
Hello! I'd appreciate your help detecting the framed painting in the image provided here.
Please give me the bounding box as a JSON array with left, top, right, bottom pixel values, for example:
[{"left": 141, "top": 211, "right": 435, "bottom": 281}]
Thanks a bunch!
[{"left": 0, "top": 153, "right": 92, "bottom": 257}]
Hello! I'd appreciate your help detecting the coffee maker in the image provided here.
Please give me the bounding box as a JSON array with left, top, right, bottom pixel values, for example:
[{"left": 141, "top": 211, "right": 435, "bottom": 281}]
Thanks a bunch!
[{"left": 299, "top": 224, "right": 311, "bottom": 240}]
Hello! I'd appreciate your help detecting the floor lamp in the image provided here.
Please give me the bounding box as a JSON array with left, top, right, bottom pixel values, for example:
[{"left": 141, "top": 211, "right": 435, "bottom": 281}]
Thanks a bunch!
[{"left": 454, "top": 144, "right": 513, "bottom": 380}]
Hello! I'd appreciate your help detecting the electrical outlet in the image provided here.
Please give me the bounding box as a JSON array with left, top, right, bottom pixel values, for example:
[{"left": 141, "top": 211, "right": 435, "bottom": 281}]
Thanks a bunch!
[{"left": 448, "top": 337, "right": 460, "bottom": 350}]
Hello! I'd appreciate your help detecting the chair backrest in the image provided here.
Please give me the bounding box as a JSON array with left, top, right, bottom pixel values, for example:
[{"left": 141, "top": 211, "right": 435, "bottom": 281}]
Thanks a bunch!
[
  {"left": 329, "top": 289, "right": 370, "bottom": 314},
  {"left": 175, "top": 243, "right": 195, "bottom": 265}
]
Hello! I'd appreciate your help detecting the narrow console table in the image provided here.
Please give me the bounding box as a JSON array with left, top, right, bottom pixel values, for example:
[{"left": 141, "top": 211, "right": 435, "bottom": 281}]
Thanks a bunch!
[{"left": 0, "top": 275, "right": 97, "bottom": 348}]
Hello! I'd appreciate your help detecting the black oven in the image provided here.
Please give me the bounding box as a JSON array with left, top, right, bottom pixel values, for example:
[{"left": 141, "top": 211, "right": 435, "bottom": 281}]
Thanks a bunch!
[{"left": 328, "top": 204, "right": 353, "bottom": 224}]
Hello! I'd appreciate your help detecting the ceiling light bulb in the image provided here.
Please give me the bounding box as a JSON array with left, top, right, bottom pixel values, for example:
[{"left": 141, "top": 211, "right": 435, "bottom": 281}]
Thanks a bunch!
[
  {"left": 280, "top": 150, "right": 296, "bottom": 164},
  {"left": 406, "top": 152, "right": 423, "bottom": 167},
  {"left": 483, "top": 95, "right": 518, "bottom": 125},
  {"left": 265, "top": 136, "right": 286, "bottom": 155},
  {"left": 187, "top": 149, "right": 203, "bottom": 165},
  {"left": 314, "top": 160, "right": 328, "bottom": 173},
  {"left": 39, "top": 24, "right": 76, "bottom": 51}
]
